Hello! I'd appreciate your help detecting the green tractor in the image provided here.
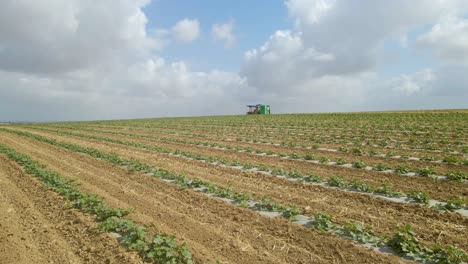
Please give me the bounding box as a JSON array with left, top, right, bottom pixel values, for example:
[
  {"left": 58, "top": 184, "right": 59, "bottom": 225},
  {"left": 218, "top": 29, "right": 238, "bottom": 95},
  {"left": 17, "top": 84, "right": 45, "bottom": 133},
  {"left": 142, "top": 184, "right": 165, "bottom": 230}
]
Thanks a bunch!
[{"left": 247, "top": 104, "right": 271, "bottom": 115}]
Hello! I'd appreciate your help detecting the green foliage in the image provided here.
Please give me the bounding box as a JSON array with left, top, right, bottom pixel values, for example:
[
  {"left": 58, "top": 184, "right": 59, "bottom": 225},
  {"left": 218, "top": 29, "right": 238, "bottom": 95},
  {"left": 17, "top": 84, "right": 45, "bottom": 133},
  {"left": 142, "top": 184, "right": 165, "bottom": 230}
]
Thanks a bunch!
[
  {"left": 446, "top": 171, "right": 466, "bottom": 182},
  {"left": 336, "top": 158, "right": 347, "bottom": 165},
  {"left": 303, "top": 173, "right": 323, "bottom": 183},
  {"left": 374, "top": 183, "right": 402, "bottom": 197},
  {"left": 388, "top": 224, "right": 426, "bottom": 260},
  {"left": 145, "top": 234, "right": 193, "bottom": 264},
  {"left": 353, "top": 160, "right": 367, "bottom": 169},
  {"left": 442, "top": 156, "right": 462, "bottom": 164},
  {"left": 417, "top": 167, "right": 436, "bottom": 177},
  {"left": 396, "top": 165, "right": 410, "bottom": 174},
  {"left": 312, "top": 213, "right": 335, "bottom": 232},
  {"left": 349, "top": 179, "right": 374, "bottom": 193},
  {"left": 327, "top": 175, "right": 347, "bottom": 188},
  {"left": 282, "top": 205, "right": 302, "bottom": 221},
  {"left": 430, "top": 244, "right": 468, "bottom": 264},
  {"left": 435, "top": 197, "right": 467, "bottom": 211},
  {"left": 408, "top": 191, "right": 430, "bottom": 205},
  {"left": 338, "top": 222, "right": 382, "bottom": 246},
  {"left": 374, "top": 163, "right": 389, "bottom": 171}
]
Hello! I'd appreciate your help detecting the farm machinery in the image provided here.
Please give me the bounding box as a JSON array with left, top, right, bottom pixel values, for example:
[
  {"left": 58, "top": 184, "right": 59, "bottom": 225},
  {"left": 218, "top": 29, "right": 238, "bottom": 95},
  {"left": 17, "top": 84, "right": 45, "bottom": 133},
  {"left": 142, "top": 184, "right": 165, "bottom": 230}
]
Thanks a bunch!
[{"left": 247, "top": 104, "right": 271, "bottom": 115}]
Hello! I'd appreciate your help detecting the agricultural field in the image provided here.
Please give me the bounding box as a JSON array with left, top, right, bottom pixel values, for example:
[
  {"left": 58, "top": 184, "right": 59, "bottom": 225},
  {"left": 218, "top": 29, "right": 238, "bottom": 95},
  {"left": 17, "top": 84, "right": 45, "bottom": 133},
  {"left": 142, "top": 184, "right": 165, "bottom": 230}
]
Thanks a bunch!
[{"left": 0, "top": 110, "right": 467, "bottom": 263}]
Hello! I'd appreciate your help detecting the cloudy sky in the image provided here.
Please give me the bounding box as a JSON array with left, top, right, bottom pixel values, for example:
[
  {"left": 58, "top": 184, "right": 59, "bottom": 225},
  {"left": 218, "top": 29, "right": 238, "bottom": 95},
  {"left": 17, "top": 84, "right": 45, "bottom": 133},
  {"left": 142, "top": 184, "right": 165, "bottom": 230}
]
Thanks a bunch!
[{"left": 1, "top": 0, "right": 467, "bottom": 121}]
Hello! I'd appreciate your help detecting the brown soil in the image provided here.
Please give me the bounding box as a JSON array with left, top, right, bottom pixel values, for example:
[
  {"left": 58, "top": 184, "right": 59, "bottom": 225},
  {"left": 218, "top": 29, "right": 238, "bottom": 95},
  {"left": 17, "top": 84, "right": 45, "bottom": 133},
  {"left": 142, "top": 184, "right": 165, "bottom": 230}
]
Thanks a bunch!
[
  {"left": 6, "top": 129, "right": 467, "bottom": 252},
  {"left": 0, "top": 155, "right": 143, "bottom": 264},
  {"left": 0, "top": 133, "right": 410, "bottom": 263}
]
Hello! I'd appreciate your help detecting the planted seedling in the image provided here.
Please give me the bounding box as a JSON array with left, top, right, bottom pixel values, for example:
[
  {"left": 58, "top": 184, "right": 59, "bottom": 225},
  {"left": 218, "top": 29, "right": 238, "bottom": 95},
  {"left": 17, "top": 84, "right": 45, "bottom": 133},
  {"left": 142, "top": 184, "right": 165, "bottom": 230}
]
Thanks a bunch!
[
  {"left": 303, "top": 173, "right": 323, "bottom": 183},
  {"left": 327, "top": 175, "right": 347, "bottom": 188},
  {"left": 353, "top": 161, "right": 367, "bottom": 169},
  {"left": 312, "top": 213, "right": 335, "bottom": 233},
  {"left": 408, "top": 191, "right": 430, "bottom": 205}
]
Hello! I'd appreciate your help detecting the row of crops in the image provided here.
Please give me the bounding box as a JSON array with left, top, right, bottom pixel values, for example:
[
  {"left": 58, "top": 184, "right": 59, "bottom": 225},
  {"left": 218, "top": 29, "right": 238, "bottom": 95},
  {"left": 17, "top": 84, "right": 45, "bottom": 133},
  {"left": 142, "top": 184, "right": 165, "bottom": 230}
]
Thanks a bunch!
[{"left": 1, "top": 110, "right": 466, "bottom": 263}]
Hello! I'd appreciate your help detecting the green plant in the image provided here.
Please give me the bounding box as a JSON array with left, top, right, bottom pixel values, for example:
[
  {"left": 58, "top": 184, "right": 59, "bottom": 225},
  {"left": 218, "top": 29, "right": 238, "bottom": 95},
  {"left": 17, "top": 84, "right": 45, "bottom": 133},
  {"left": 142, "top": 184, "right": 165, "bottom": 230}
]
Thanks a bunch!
[
  {"left": 417, "top": 167, "right": 436, "bottom": 177},
  {"left": 336, "top": 158, "right": 347, "bottom": 165},
  {"left": 396, "top": 165, "right": 410, "bottom": 174},
  {"left": 430, "top": 244, "right": 468, "bottom": 264},
  {"left": 282, "top": 205, "right": 302, "bottom": 221},
  {"left": 312, "top": 213, "right": 335, "bottom": 232},
  {"left": 327, "top": 175, "right": 347, "bottom": 188},
  {"left": 304, "top": 153, "right": 315, "bottom": 160},
  {"left": 303, "top": 173, "right": 323, "bottom": 183},
  {"left": 338, "top": 222, "right": 382, "bottom": 246},
  {"left": 374, "top": 183, "right": 401, "bottom": 197},
  {"left": 443, "top": 156, "right": 462, "bottom": 164},
  {"left": 145, "top": 234, "right": 193, "bottom": 264},
  {"left": 446, "top": 171, "right": 466, "bottom": 182},
  {"left": 408, "top": 191, "right": 430, "bottom": 205},
  {"left": 353, "top": 161, "right": 367, "bottom": 169},
  {"left": 349, "top": 179, "right": 374, "bottom": 193},
  {"left": 388, "top": 224, "right": 426, "bottom": 260},
  {"left": 435, "top": 197, "right": 467, "bottom": 211},
  {"left": 375, "top": 163, "right": 389, "bottom": 171},
  {"left": 318, "top": 157, "right": 330, "bottom": 163}
]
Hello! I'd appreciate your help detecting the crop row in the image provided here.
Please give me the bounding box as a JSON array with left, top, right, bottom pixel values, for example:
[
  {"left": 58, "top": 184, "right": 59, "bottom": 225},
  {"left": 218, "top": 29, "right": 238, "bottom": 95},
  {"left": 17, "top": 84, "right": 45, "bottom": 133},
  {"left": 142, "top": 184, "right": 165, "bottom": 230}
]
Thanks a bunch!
[
  {"left": 12, "top": 127, "right": 467, "bottom": 213},
  {"left": 0, "top": 143, "right": 193, "bottom": 264},
  {"left": 34, "top": 126, "right": 467, "bottom": 182},
  {"left": 1, "top": 128, "right": 466, "bottom": 263},
  {"left": 76, "top": 124, "right": 468, "bottom": 155},
  {"left": 52, "top": 124, "right": 468, "bottom": 163}
]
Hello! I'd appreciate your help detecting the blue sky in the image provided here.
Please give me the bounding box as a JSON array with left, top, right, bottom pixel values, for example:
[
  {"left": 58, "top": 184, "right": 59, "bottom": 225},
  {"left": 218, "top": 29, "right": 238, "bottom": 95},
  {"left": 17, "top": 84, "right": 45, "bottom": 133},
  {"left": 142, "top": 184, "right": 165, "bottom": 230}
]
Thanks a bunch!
[
  {"left": 145, "top": 1, "right": 291, "bottom": 71},
  {"left": 0, "top": 0, "right": 467, "bottom": 121}
]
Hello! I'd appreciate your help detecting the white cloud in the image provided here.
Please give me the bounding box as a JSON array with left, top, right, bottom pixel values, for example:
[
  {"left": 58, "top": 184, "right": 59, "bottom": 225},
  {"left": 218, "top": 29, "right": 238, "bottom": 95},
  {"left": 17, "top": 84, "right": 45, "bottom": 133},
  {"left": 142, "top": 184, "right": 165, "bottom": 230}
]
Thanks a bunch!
[
  {"left": 212, "top": 19, "right": 236, "bottom": 48},
  {"left": 0, "top": 0, "right": 159, "bottom": 75},
  {"left": 241, "top": 0, "right": 468, "bottom": 110},
  {"left": 416, "top": 16, "right": 468, "bottom": 64},
  {"left": 1, "top": 0, "right": 468, "bottom": 121},
  {"left": 172, "top": 18, "right": 200, "bottom": 43},
  {"left": 388, "top": 69, "right": 436, "bottom": 96}
]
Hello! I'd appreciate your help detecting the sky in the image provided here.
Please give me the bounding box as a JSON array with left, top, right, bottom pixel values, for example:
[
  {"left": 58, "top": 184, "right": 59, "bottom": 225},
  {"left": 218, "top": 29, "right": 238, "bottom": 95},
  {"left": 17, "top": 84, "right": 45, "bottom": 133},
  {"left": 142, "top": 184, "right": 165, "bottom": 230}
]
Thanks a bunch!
[{"left": 0, "top": 0, "right": 467, "bottom": 121}]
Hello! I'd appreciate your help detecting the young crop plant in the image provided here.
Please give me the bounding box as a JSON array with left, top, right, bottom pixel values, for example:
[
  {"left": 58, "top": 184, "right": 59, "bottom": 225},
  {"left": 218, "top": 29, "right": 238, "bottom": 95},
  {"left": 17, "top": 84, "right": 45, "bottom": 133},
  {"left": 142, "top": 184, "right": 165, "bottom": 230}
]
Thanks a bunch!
[
  {"left": 435, "top": 197, "right": 467, "bottom": 211},
  {"left": 430, "top": 244, "right": 468, "bottom": 264},
  {"left": 338, "top": 222, "right": 383, "bottom": 246},
  {"left": 304, "top": 153, "right": 315, "bottom": 160},
  {"left": 374, "top": 163, "right": 390, "bottom": 171},
  {"left": 396, "top": 165, "right": 410, "bottom": 174},
  {"left": 349, "top": 179, "right": 374, "bottom": 193},
  {"left": 145, "top": 234, "right": 193, "bottom": 264},
  {"left": 318, "top": 157, "right": 331, "bottom": 163},
  {"left": 388, "top": 224, "right": 426, "bottom": 260},
  {"left": 339, "top": 146, "right": 349, "bottom": 152},
  {"left": 303, "top": 173, "right": 324, "bottom": 183},
  {"left": 312, "top": 213, "right": 335, "bottom": 233},
  {"left": 374, "top": 183, "right": 402, "bottom": 197},
  {"left": 442, "top": 156, "right": 462, "bottom": 164},
  {"left": 417, "top": 167, "right": 436, "bottom": 177},
  {"left": 327, "top": 175, "right": 347, "bottom": 188},
  {"left": 408, "top": 191, "right": 430, "bottom": 205},
  {"left": 282, "top": 205, "right": 303, "bottom": 221},
  {"left": 353, "top": 161, "right": 367, "bottom": 169},
  {"left": 336, "top": 158, "right": 347, "bottom": 165},
  {"left": 446, "top": 171, "right": 467, "bottom": 182}
]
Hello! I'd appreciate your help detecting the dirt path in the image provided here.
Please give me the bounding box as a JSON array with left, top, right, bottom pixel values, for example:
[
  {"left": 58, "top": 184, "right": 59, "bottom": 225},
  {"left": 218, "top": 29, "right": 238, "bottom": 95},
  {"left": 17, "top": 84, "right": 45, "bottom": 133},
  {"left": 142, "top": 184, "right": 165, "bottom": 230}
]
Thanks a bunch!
[
  {"left": 4, "top": 129, "right": 467, "bottom": 252},
  {"left": 0, "top": 132, "right": 410, "bottom": 263},
  {"left": 0, "top": 155, "right": 142, "bottom": 264}
]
